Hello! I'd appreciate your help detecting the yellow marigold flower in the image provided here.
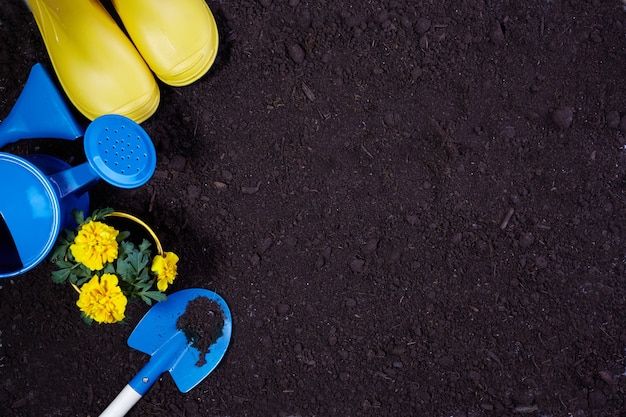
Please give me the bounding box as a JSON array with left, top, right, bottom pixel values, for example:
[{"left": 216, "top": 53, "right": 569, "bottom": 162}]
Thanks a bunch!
[
  {"left": 76, "top": 274, "right": 127, "bottom": 324},
  {"left": 70, "top": 220, "right": 119, "bottom": 270},
  {"left": 151, "top": 251, "right": 179, "bottom": 292}
]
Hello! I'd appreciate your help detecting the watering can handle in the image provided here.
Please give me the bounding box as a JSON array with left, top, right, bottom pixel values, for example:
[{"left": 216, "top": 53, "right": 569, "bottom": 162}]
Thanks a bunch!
[{"left": 98, "top": 385, "right": 142, "bottom": 417}]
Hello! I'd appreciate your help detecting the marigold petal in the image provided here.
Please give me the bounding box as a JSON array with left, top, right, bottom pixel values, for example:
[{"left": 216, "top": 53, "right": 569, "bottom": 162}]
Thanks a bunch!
[
  {"left": 152, "top": 252, "right": 179, "bottom": 292},
  {"left": 70, "top": 221, "right": 119, "bottom": 271},
  {"left": 76, "top": 273, "right": 127, "bottom": 324}
]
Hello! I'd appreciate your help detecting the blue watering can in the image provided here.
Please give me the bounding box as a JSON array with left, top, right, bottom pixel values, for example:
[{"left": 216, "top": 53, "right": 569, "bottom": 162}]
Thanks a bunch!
[{"left": 0, "top": 64, "right": 157, "bottom": 278}]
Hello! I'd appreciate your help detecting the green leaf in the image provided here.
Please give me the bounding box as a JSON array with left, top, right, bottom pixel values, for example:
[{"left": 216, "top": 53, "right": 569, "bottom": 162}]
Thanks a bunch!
[
  {"left": 70, "top": 264, "right": 94, "bottom": 284},
  {"left": 140, "top": 294, "right": 153, "bottom": 306},
  {"left": 117, "top": 230, "right": 131, "bottom": 242},
  {"left": 133, "top": 267, "right": 151, "bottom": 285},
  {"left": 51, "top": 268, "right": 71, "bottom": 284},
  {"left": 89, "top": 208, "right": 114, "bottom": 222},
  {"left": 143, "top": 290, "right": 167, "bottom": 303},
  {"left": 123, "top": 245, "right": 150, "bottom": 278},
  {"left": 116, "top": 261, "right": 133, "bottom": 282},
  {"left": 74, "top": 277, "right": 92, "bottom": 287},
  {"left": 118, "top": 240, "right": 135, "bottom": 259},
  {"left": 49, "top": 230, "right": 76, "bottom": 262},
  {"left": 80, "top": 312, "right": 94, "bottom": 325},
  {"left": 53, "top": 260, "right": 75, "bottom": 269},
  {"left": 77, "top": 263, "right": 94, "bottom": 276},
  {"left": 139, "top": 239, "right": 152, "bottom": 253},
  {"left": 66, "top": 229, "right": 76, "bottom": 241},
  {"left": 72, "top": 209, "right": 85, "bottom": 225},
  {"left": 49, "top": 244, "right": 68, "bottom": 263}
]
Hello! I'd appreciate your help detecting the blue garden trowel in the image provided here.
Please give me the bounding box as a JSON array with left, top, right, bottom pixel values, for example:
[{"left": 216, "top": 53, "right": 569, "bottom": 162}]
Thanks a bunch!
[{"left": 99, "top": 289, "right": 232, "bottom": 417}]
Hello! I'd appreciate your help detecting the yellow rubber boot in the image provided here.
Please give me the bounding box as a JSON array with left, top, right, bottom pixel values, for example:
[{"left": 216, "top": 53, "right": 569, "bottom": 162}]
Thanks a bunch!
[
  {"left": 110, "top": 0, "right": 219, "bottom": 87},
  {"left": 25, "top": 0, "right": 159, "bottom": 123}
]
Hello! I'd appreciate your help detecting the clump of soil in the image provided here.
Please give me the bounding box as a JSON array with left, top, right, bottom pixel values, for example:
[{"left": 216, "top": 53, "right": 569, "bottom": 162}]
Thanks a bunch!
[{"left": 176, "top": 296, "right": 225, "bottom": 367}]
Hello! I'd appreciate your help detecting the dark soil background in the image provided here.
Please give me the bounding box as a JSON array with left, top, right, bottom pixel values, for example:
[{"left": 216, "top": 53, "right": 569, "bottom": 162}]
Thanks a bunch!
[{"left": 2, "top": 0, "right": 626, "bottom": 416}]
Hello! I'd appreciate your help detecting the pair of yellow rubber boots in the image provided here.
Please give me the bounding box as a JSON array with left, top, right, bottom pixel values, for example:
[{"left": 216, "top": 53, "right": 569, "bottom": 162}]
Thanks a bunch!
[{"left": 25, "top": 0, "right": 219, "bottom": 123}]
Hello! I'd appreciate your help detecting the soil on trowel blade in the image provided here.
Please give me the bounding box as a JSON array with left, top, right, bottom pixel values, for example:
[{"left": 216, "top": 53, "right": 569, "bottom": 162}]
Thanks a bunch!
[{"left": 176, "top": 296, "right": 225, "bottom": 367}]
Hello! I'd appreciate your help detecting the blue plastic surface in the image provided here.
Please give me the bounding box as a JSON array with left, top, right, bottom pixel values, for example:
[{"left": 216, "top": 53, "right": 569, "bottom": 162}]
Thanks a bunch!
[
  {"left": 127, "top": 289, "right": 232, "bottom": 393},
  {"left": 0, "top": 63, "right": 84, "bottom": 149},
  {"left": 0, "top": 153, "right": 89, "bottom": 278},
  {"left": 48, "top": 162, "right": 100, "bottom": 200},
  {"left": 0, "top": 153, "right": 59, "bottom": 278},
  {"left": 25, "top": 154, "right": 90, "bottom": 231},
  {"left": 84, "top": 114, "right": 156, "bottom": 188}
]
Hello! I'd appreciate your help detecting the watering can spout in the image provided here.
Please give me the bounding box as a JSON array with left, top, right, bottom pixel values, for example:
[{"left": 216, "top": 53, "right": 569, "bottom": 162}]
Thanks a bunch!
[
  {"left": 0, "top": 63, "right": 85, "bottom": 149},
  {"left": 48, "top": 162, "right": 100, "bottom": 199}
]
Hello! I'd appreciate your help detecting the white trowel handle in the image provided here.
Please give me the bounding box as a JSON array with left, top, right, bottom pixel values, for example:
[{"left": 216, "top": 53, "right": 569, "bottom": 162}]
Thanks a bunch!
[{"left": 99, "top": 385, "right": 143, "bottom": 417}]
